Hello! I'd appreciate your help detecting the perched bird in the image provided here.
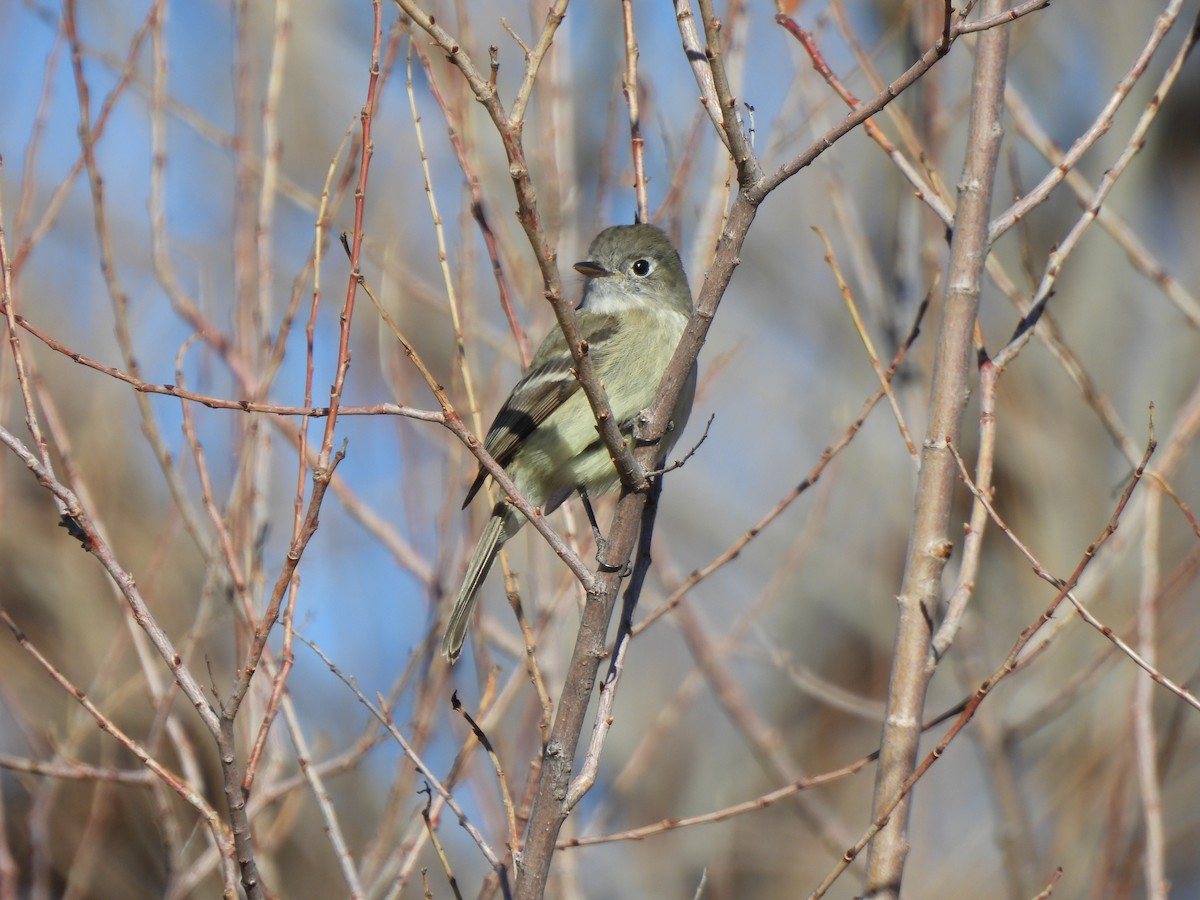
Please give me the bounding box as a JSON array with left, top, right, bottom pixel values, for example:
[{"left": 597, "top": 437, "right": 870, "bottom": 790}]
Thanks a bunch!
[{"left": 442, "top": 223, "right": 697, "bottom": 663}]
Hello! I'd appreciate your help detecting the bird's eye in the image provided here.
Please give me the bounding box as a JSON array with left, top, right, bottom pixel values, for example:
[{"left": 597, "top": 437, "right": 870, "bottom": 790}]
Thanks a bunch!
[{"left": 631, "top": 258, "right": 652, "bottom": 277}]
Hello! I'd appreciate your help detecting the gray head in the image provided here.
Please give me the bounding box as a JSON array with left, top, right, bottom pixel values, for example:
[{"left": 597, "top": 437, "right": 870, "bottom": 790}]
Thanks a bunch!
[{"left": 574, "top": 224, "right": 693, "bottom": 316}]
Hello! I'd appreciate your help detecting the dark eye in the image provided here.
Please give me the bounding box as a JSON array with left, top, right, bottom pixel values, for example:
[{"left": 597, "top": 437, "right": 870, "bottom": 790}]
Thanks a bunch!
[{"left": 631, "top": 258, "right": 652, "bottom": 277}]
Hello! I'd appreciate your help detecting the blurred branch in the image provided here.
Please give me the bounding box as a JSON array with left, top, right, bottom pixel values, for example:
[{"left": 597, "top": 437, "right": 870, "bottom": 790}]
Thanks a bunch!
[
  {"left": 1005, "top": 82, "right": 1200, "bottom": 329},
  {"left": 10, "top": 4, "right": 156, "bottom": 277},
  {"left": 281, "top": 688, "right": 366, "bottom": 896},
  {"left": 409, "top": 37, "right": 531, "bottom": 367},
  {"left": 814, "top": 226, "right": 917, "bottom": 460},
  {"left": 0, "top": 424, "right": 221, "bottom": 735},
  {"left": 0, "top": 605, "right": 233, "bottom": 886},
  {"left": 989, "top": 0, "right": 1192, "bottom": 244},
  {"left": 621, "top": 0, "right": 649, "bottom": 223},
  {"left": 673, "top": 596, "right": 856, "bottom": 856},
  {"left": 776, "top": 13, "right": 953, "bottom": 226},
  {"left": 994, "top": 11, "right": 1199, "bottom": 369},
  {"left": 0, "top": 755, "right": 154, "bottom": 784},
  {"left": 761, "top": 0, "right": 1049, "bottom": 196},
  {"left": 0, "top": 180, "right": 52, "bottom": 484},
  {"left": 1136, "top": 477, "right": 1167, "bottom": 900},
  {"left": 299, "top": 635, "right": 511, "bottom": 886}
]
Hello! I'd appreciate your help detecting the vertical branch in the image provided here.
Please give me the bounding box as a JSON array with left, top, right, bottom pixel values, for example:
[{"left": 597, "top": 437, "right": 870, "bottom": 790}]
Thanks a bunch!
[
  {"left": 932, "top": 351, "right": 995, "bottom": 659},
  {"left": 864, "top": 0, "right": 1011, "bottom": 895},
  {"left": 11, "top": 7, "right": 154, "bottom": 277},
  {"left": 620, "top": 0, "right": 648, "bottom": 223},
  {"left": 146, "top": 0, "right": 224, "bottom": 555},
  {"left": 217, "top": 713, "right": 262, "bottom": 900},
  {"left": 316, "top": 2, "right": 381, "bottom": 468},
  {"left": 410, "top": 41, "right": 531, "bottom": 366},
  {"left": 215, "top": 4, "right": 381, "bottom": 895},
  {"left": 406, "top": 42, "right": 484, "bottom": 438},
  {"left": 515, "top": 1, "right": 771, "bottom": 889},
  {"left": 562, "top": 480, "right": 663, "bottom": 813},
  {"left": 696, "top": 0, "right": 762, "bottom": 184},
  {"left": 0, "top": 776, "right": 15, "bottom": 900},
  {"left": 1135, "top": 480, "right": 1166, "bottom": 899},
  {"left": 0, "top": 163, "right": 53, "bottom": 476},
  {"left": 673, "top": 0, "right": 730, "bottom": 150},
  {"left": 514, "top": 494, "right": 644, "bottom": 900},
  {"left": 508, "top": 0, "right": 570, "bottom": 127},
  {"left": 223, "top": 0, "right": 381, "bottom": 738},
  {"left": 238, "top": 0, "right": 294, "bottom": 653}
]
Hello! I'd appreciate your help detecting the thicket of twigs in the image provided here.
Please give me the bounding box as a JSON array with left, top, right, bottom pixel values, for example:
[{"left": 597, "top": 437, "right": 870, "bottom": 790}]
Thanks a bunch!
[{"left": 1, "top": 0, "right": 1199, "bottom": 897}]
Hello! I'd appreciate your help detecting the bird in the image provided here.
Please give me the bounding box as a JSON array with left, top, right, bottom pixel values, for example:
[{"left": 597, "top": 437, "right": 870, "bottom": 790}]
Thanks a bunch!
[{"left": 441, "top": 223, "right": 697, "bottom": 663}]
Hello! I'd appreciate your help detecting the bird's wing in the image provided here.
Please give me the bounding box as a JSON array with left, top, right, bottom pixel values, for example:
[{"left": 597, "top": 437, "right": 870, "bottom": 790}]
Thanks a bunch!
[{"left": 462, "top": 313, "right": 619, "bottom": 507}]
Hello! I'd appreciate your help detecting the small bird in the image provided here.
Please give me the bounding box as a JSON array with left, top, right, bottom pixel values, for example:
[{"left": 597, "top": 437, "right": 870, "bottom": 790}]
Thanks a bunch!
[{"left": 441, "top": 223, "right": 697, "bottom": 663}]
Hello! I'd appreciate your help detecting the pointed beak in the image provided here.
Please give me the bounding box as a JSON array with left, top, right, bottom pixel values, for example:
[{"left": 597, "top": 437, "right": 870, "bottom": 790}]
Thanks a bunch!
[{"left": 573, "top": 260, "right": 611, "bottom": 278}]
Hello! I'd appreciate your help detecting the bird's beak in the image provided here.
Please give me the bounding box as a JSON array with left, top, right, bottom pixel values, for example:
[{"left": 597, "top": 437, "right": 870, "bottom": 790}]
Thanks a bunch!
[{"left": 573, "top": 260, "right": 611, "bottom": 278}]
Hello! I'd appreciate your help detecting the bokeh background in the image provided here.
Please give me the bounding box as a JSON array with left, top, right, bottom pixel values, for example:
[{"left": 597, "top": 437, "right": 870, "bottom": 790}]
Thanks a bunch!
[{"left": 1, "top": 0, "right": 1199, "bottom": 896}]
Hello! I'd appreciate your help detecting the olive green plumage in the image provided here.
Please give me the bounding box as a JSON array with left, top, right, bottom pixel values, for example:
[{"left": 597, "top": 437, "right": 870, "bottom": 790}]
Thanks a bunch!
[{"left": 442, "top": 224, "right": 697, "bottom": 663}]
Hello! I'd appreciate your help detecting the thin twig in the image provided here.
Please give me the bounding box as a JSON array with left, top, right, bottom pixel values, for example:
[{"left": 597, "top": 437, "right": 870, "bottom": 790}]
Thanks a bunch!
[
  {"left": 814, "top": 226, "right": 917, "bottom": 460},
  {"left": 561, "top": 754, "right": 874, "bottom": 848},
  {"left": 0, "top": 606, "right": 231, "bottom": 861},
  {"left": 12, "top": 314, "right": 443, "bottom": 419},
  {"left": 451, "top": 692, "right": 519, "bottom": 862},
  {"left": 989, "top": 0, "right": 1189, "bottom": 243},
  {"left": 298, "top": 636, "right": 509, "bottom": 878},
  {"left": 994, "top": 9, "right": 1198, "bottom": 368}
]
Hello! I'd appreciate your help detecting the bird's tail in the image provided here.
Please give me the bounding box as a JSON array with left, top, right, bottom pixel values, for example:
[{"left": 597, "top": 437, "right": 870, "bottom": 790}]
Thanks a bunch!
[{"left": 441, "top": 510, "right": 511, "bottom": 663}]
